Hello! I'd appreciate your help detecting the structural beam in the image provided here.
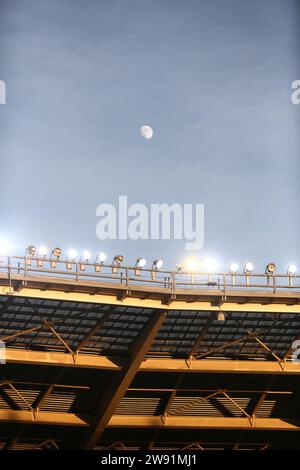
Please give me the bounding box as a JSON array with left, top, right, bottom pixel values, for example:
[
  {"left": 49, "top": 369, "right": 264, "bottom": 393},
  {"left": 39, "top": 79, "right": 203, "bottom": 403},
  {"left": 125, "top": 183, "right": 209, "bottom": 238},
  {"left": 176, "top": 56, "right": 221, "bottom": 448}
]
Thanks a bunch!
[
  {"left": 83, "top": 310, "right": 166, "bottom": 449},
  {"left": 34, "top": 368, "right": 66, "bottom": 411},
  {"left": 108, "top": 415, "right": 300, "bottom": 431},
  {"left": 4, "top": 350, "right": 300, "bottom": 374},
  {"left": 1, "top": 282, "right": 300, "bottom": 312},
  {"left": 140, "top": 358, "right": 300, "bottom": 374},
  {"left": 188, "top": 312, "right": 215, "bottom": 358},
  {"left": 0, "top": 410, "right": 299, "bottom": 432},
  {"left": 0, "top": 410, "right": 89, "bottom": 426}
]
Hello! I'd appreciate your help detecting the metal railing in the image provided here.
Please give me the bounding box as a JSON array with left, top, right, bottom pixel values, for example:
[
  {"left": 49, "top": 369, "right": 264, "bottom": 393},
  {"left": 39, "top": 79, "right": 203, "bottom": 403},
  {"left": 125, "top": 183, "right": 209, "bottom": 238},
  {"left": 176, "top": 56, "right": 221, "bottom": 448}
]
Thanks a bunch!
[{"left": 0, "top": 256, "right": 299, "bottom": 294}]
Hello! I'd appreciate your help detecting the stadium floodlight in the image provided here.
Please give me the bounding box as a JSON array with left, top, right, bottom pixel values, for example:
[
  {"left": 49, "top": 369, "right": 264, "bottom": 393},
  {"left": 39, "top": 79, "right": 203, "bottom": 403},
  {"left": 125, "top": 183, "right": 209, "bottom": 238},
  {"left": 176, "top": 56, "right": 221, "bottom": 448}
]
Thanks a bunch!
[
  {"left": 151, "top": 259, "right": 163, "bottom": 280},
  {"left": 25, "top": 245, "right": 36, "bottom": 265},
  {"left": 135, "top": 257, "right": 146, "bottom": 276},
  {"left": 152, "top": 259, "right": 163, "bottom": 270},
  {"left": 136, "top": 257, "right": 146, "bottom": 268},
  {"left": 51, "top": 247, "right": 62, "bottom": 258},
  {"left": 244, "top": 262, "right": 254, "bottom": 274},
  {"left": 82, "top": 250, "right": 91, "bottom": 261},
  {"left": 38, "top": 246, "right": 48, "bottom": 257},
  {"left": 37, "top": 246, "right": 48, "bottom": 267},
  {"left": 265, "top": 262, "right": 276, "bottom": 275},
  {"left": 287, "top": 264, "right": 297, "bottom": 275},
  {"left": 66, "top": 249, "right": 77, "bottom": 270},
  {"left": 95, "top": 252, "right": 107, "bottom": 272},
  {"left": 66, "top": 249, "right": 76, "bottom": 270},
  {"left": 229, "top": 263, "right": 239, "bottom": 274},
  {"left": 26, "top": 245, "right": 36, "bottom": 257},
  {"left": 98, "top": 252, "right": 107, "bottom": 263},
  {"left": 50, "top": 247, "right": 62, "bottom": 268},
  {"left": 112, "top": 255, "right": 124, "bottom": 274},
  {"left": 79, "top": 250, "right": 92, "bottom": 271},
  {"left": 113, "top": 255, "right": 124, "bottom": 265},
  {"left": 217, "top": 311, "right": 226, "bottom": 322}
]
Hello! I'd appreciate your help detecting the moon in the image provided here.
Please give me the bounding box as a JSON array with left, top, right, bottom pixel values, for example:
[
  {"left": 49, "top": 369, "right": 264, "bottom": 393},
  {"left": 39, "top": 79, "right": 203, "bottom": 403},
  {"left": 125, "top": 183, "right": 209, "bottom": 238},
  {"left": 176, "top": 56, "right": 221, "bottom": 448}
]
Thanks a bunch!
[{"left": 140, "top": 125, "right": 153, "bottom": 140}]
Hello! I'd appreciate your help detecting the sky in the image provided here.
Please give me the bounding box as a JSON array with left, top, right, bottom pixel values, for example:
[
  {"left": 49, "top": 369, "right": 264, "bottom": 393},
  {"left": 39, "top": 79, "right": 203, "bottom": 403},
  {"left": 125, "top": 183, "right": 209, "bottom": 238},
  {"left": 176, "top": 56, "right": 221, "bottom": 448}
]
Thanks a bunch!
[{"left": 0, "top": 0, "right": 299, "bottom": 272}]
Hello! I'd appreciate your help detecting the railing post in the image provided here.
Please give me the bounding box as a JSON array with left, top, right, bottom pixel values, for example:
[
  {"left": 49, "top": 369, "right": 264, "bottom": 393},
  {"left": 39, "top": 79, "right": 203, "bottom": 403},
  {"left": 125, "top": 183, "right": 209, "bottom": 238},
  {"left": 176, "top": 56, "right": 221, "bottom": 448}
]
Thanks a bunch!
[
  {"left": 273, "top": 275, "right": 276, "bottom": 293},
  {"left": 8, "top": 256, "right": 12, "bottom": 291},
  {"left": 172, "top": 271, "right": 176, "bottom": 293},
  {"left": 24, "top": 256, "right": 28, "bottom": 285}
]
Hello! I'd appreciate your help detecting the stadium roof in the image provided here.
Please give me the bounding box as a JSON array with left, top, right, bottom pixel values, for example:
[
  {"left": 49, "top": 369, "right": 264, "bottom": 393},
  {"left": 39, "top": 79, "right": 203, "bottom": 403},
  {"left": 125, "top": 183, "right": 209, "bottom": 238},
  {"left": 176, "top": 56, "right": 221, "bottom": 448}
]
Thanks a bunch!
[{"left": 0, "top": 257, "right": 300, "bottom": 450}]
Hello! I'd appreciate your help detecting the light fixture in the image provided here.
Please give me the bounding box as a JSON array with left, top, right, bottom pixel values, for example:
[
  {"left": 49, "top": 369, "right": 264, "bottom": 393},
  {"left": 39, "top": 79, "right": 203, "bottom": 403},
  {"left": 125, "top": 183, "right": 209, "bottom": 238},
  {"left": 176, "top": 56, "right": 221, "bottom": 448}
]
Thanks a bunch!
[
  {"left": 26, "top": 245, "right": 36, "bottom": 257},
  {"left": 229, "top": 263, "right": 239, "bottom": 274},
  {"left": 244, "top": 262, "right": 254, "bottom": 274},
  {"left": 51, "top": 247, "right": 62, "bottom": 258},
  {"left": 113, "top": 255, "right": 124, "bottom": 265},
  {"left": 287, "top": 264, "right": 297, "bottom": 275},
  {"left": 50, "top": 247, "right": 62, "bottom": 268},
  {"left": 135, "top": 257, "right": 146, "bottom": 276},
  {"left": 38, "top": 246, "right": 48, "bottom": 257},
  {"left": 151, "top": 259, "right": 163, "bottom": 280},
  {"left": 98, "top": 252, "right": 107, "bottom": 263},
  {"left": 25, "top": 245, "right": 36, "bottom": 266},
  {"left": 82, "top": 250, "right": 91, "bottom": 261},
  {"left": 217, "top": 311, "right": 226, "bottom": 322},
  {"left": 37, "top": 246, "right": 48, "bottom": 267},
  {"left": 136, "top": 257, "right": 146, "bottom": 268},
  {"left": 79, "top": 250, "right": 91, "bottom": 271},
  {"left": 152, "top": 259, "right": 163, "bottom": 270},
  {"left": 265, "top": 262, "right": 276, "bottom": 274},
  {"left": 112, "top": 255, "right": 124, "bottom": 273},
  {"left": 66, "top": 250, "right": 77, "bottom": 270},
  {"left": 95, "top": 252, "right": 107, "bottom": 272}
]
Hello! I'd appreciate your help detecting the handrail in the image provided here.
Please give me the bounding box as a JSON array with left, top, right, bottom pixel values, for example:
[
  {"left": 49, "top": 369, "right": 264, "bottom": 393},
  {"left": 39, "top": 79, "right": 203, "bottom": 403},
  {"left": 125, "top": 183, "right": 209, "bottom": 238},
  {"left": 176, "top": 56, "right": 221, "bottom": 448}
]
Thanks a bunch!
[{"left": 0, "top": 255, "right": 299, "bottom": 292}]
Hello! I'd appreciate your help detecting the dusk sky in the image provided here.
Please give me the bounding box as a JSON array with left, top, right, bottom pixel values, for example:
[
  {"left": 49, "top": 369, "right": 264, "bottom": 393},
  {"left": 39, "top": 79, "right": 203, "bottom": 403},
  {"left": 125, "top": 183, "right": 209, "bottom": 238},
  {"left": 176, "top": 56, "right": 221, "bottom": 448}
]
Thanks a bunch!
[{"left": 0, "top": 0, "right": 299, "bottom": 272}]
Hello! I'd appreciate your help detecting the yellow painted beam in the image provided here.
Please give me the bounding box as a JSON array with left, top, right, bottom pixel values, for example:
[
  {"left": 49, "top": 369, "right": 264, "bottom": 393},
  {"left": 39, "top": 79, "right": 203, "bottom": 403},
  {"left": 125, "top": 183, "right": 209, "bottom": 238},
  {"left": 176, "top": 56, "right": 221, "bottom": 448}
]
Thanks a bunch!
[
  {"left": 4, "top": 348, "right": 122, "bottom": 369},
  {"left": 83, "top": 310, "right": 167, "bottom": 449},
  {"left": 140, "top": 358, "right": 300, "bottom": 374},
  {"left": 4, "top": 349, "right": 300, "bottom": 374},
  {"left": 0, "top": 284, "right": 300, "bottom": 313},
  {"left": 0, "top": 410, "right": 89, "bottom": 426},
  {"left": 0, "top": 410, "right": 299, "bottom": 432},
  {"left": 108, "top": 415, "right": 300, "bottom": 431}
]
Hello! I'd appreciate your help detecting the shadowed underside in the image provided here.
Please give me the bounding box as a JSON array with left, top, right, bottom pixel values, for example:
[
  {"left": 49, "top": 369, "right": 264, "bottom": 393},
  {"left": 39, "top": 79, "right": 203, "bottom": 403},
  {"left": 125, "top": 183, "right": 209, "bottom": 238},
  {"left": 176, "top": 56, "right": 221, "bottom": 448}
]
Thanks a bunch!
[{"left": 0, "top": 271, "right": 300, "bottom": 450}]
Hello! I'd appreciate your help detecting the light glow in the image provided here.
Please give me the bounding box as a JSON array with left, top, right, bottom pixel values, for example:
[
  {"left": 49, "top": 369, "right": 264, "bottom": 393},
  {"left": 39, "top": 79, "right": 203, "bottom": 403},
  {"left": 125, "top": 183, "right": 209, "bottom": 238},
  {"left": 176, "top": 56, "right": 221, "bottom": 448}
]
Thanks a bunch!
[
  {"left": 229, "top": 262, "right": 239, "bottom": 274},
  {"left": 0, "top": 240, "right": 10, "bottom": 256},
  {"left": 184, "top": 258, "right": 200, "bottom": 272},
  {"left": 288, "top": 264, "right": 297, "bottom": 275},
  {"left": 203, "top": 258, "right": 219, "bottom": 273},
  {"left": 244, "top": 262, "right": 254, "bottom": 274},
  {"left": 38, "top": 246, "right": 48, "bottom": 257},
  {"left": 136, "top": 257, "right": 147, "bottom": 267},
  {"left": 82, "top": 250, "right": 91, "bottom": 261},
  {"left": 68, "top": 249, "right": 78, "bottom": 260},
  {"left": 98, "top": 252, "right": 107, "bottom": 263}
]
